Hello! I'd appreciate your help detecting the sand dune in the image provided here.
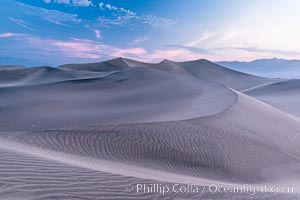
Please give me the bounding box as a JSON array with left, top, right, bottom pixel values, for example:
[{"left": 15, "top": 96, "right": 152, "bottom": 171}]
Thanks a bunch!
[
  {"left": 2, "top": 90, "right": 299, "bottom": 183},
  {"left": 60, "top": 58, "right": 277, "bottom": 91},
  {"left": 0, "top": 89, "right": 299, "bottom": 199},
  {"left": 59, "top": 58, "right": 130, "bottom": 72},
  {"left": 0, "top": 65, "right": 237, "bottom": 132},
  {"left": 0, "top": 66, "right": 110, "bottom": 86},
  {"left": 245, "top": 79, "right": 300, "bottom": 117},
  {"left": 0, "top": 147, "right": 298, "bottom": 200},
  {"left": 0, "top": 58, "right": 299, "bottom": 199},
  {"left": 176, "top": 59, "right": 278, "bottom": 91}
]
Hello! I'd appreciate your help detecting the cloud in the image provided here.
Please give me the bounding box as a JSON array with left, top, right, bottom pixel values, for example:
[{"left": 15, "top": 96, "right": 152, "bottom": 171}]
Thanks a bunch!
[
  {"left": 230, "top": 47, "right": 300, "bottom": 56},
  {"left": 129, "top": 36, "right": 149, "bottom": 45},
  {"left": 145, "top": 49, "right": 201, "bottom": 62},
  {"left": 72, "top": 0, "right": 92, "bottom": 6},
  {"left": 187, "top": 32, "right": 216, "bottom": 47},
  {"left": 164, "top": 44, "right": 300, "bottom": 61},
  {"left": 17, "top": 2, "right": 81, "bottom": 24},
  {"left": 0, "top": 32, "right": 31, "bottom": 38},
  {"left": 6, "top": 33, "right": 203, "bottom": 63},
  {"left": 0, "top": 32, "right": 26, "bottom": 38},
  {"left": 45, "top": 0, "right": 69, "bottom": 4},
  {"left": 105, "top": 4, "right": 111, "bottom": 10},
  {"left": 48, "top": 38, "right": 150, "bottom": 60},
  {"left": 52, "top": 38, "right": 149, "bottom": 59},
  {"left": 69, "top": 37, "right": 96, "bottom": 43},
  {"left": 13, "top": 1, "right": 175, "bottom": 32},
  {"left": 93, "top": 29, "right": 101, "bottom": 39},
  {"left": 0, "top": 33, "right": 15, "bottom": 38},
  {"left": 139, "top": 15, "right": 177, "bottom": 29},
  {"left": 99, "top": 2, "right": 104, "bottom": 10},
  {"left": 99, "top": 3, "right": 134, "bottom": 14},
  {"left": 111, "top": 48, "right": 147, "bottom": 58},
  {"left": 96, "top": 3, "right": 176, "bottom": 29},
  {"left": 44, "top": 0, "right": 92, "bottom": 7},
  {"left": 97, "top": 13, "right": 176, "bottom": 29},
  {"left": 16, "top": 35, "right": 148, "bottom": 60},
  {"left": 119, "top": 7, "right": 134, "bottom": 15},
  {"left": 51, "top": 40, "right": 102, "bottom": 59},
  {"left": 9, "top": 18, "right": 35, "bottom": 30},
  {"left": 165, "top": 45, "right": 217, "bottom": 55}
]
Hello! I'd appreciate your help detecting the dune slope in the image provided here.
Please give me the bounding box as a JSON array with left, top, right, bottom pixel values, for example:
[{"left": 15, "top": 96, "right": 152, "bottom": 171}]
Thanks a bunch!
[
  {"left": 0, "top": 89, "right": 299, "bottom": 199},
  {"left": 59, "top": 58, "right": 129, "bottom": 72},
  {"left": 0, "top": 66, "right": 236, "bottom": 131},
  {"left": 245, "top": 79, "right": 300, "bottom": 117},
  {"left": 0, "top": 146, "right": 298, "bottom": 200},
  {"left": 2, "top": 90, "right": 300, "bottom": 183},
  {"left": 59, "top": 58, "right": 276, "bottom": 91}
]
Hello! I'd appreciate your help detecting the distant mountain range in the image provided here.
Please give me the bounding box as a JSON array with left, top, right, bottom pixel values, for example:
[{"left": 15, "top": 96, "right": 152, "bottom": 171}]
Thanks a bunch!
[
  {"left": 217, "top": 58, "right": 300, "bottom": 79},
  {"left": 0, "top": 56, "right": 46, "bottom": 67}
]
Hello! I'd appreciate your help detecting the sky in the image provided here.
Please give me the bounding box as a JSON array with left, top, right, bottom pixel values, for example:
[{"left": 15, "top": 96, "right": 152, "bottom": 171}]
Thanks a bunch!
[{"left": 1, "top": 0, "right": 300, "bottom": 66}]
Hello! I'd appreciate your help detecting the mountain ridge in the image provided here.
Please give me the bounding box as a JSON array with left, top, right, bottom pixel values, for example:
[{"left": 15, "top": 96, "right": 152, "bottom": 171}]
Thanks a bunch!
[{"left": 217, "top": 58, "right": 300, "bottom": 78}]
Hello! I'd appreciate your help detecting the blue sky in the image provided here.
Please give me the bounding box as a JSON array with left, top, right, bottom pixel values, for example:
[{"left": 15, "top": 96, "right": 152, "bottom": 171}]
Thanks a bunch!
[{"left": 1, "top": 0, "right": 300, "bottom": 66}]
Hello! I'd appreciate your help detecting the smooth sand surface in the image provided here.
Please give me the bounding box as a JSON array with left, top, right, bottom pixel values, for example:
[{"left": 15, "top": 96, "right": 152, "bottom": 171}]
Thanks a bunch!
[
  {"left": 0, "top": 66, "right": 237, "bottom": 131},
  {"left": 0, "top": 58, "right": 299, "bottom": 199},
  {"left": 245, "top": 79, "right": 300, "bottom": 117}
]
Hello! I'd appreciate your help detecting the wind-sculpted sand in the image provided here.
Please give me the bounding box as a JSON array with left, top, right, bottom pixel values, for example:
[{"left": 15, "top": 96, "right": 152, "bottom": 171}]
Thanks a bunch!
[
  {"left": 0, "top": 66, "right": 236, "bottom": 132},
  {"left": 245, "top": 79, "right": 300, "bottom": 117},
  {"left": 0, "top": 58, "right": 299, "bottom": 199}
]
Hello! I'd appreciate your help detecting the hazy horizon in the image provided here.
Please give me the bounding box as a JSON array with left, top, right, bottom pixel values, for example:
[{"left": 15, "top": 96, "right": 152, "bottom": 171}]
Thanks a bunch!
[{"left": 0, "top": 55, "right": 296, "bottom": 67}]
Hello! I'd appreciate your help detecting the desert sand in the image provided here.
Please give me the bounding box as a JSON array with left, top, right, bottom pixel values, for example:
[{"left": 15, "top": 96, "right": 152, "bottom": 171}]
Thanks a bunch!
[
  {"left": 0, "top": 58, "right": 299, "bottom": 199},
  {"left": 245, "top": 79, "right": 300, "bottom": 117}
]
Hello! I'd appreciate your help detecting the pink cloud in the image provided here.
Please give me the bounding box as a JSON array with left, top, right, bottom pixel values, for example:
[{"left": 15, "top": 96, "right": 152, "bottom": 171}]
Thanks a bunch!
[
  {"left": 42, "top": 38, "right": 192, "bottom": 62},
  {"left": 112, "top": 48, "right": 147, "bottom": 57},
  {"left": 147, "top": 49, "right": 201, "bottom": 62},
  {"left": 15, "top": 35, "right": 290, "bottom": 63},
  {"left": 50, "top": 40, "right": 103, "bottom": 59},
  {"left": 28, "top": 37, "right": 147, "bottom": 60}
]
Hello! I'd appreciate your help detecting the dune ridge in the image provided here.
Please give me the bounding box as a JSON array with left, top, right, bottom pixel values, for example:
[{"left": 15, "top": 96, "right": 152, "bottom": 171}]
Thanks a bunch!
[{"left": 245, "top": 79, "right": 300, "bottom": 117}]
